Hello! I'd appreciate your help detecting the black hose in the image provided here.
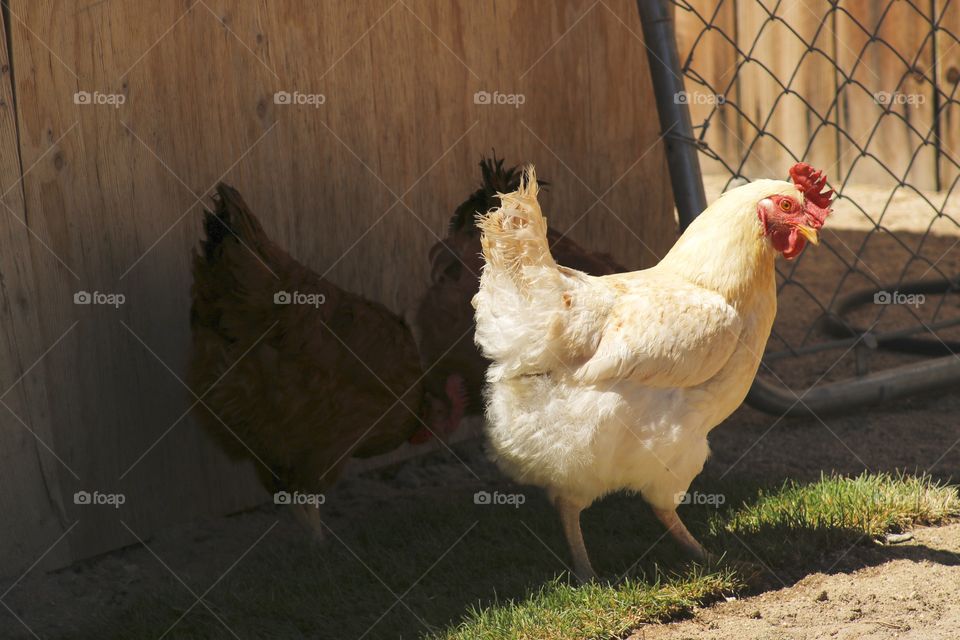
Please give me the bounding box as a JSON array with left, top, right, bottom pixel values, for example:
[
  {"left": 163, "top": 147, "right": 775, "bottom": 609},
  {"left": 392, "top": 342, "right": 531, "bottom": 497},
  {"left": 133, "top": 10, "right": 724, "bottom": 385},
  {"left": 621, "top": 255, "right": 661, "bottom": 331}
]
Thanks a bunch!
[{"left": 820, "top": 277, "right": 960, "bottom": 356}]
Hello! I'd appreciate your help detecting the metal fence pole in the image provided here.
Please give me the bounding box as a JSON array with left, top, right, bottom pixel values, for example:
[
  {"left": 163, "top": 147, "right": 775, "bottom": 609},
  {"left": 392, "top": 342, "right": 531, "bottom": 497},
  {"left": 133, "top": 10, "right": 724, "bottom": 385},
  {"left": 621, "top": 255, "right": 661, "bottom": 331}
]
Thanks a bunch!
[{"left": 637, "top": 0, "right": 707, "bottom": 230}]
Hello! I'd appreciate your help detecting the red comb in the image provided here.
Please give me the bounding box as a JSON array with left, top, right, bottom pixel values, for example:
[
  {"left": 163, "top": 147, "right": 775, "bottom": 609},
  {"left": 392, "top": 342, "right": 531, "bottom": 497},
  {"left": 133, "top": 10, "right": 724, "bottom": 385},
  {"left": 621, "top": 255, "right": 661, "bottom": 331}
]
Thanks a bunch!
[{"left": 789, "top": 162, "right": 834, "bottom": 210}]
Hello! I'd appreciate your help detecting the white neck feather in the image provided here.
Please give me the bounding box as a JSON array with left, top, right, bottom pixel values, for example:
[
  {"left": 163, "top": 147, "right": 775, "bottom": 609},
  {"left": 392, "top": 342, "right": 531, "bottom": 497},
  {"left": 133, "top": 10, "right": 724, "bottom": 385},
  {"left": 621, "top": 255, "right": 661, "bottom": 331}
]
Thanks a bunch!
[{"left": 657, "top": 179, "right": 795, "bottom": 304}]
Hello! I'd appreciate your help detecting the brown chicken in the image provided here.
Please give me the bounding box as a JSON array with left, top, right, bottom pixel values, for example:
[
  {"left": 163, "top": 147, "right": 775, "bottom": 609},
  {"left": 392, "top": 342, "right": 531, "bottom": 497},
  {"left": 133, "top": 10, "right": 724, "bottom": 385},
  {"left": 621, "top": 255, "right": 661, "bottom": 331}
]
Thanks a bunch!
[
  {"left": 415, "top": 157, "right": 627, "bottom": 425},
  {"left": 189, "top": 184, "right": 459, "bottom": 536}
]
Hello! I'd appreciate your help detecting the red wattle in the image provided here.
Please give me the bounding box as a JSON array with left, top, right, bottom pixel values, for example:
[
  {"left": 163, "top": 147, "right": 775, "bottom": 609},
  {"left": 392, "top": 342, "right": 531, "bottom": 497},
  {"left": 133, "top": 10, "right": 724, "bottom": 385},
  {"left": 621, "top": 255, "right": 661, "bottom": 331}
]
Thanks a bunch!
[{"left": 770, "top": 227, "right": 807, "bottom": 260}]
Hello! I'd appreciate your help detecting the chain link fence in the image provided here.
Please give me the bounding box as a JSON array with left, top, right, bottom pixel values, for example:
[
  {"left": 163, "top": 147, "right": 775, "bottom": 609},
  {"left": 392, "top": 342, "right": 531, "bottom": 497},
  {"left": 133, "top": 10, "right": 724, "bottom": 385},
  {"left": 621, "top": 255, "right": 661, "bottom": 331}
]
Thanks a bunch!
[{"left": 647, "top": 0, "right": 960, "bottom": 411}]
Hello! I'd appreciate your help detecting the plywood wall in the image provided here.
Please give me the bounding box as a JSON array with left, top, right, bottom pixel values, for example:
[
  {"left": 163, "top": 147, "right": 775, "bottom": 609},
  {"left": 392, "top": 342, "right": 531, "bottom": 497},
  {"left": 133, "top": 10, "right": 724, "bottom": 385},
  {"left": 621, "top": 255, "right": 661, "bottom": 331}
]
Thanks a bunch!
[
  {"left": 0, "top": 0, "right": 674, "bottom": 576},
  {"left": 939, "top": 0, "right": 960, "bottom": 189}
]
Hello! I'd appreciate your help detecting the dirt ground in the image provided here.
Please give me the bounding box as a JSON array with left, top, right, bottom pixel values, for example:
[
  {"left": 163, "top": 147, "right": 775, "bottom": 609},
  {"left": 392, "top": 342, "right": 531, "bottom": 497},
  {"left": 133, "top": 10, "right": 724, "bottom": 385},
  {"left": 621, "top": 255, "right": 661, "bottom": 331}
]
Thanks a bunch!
[
  {"left": 5, "top": 176, "right": 960, "bottom": 638},
  {"left": 636, "top": 523, "right": 960, "bottom": 640},
  {"left": 5, "top": 386, "right": 960, "bottom": 639}
]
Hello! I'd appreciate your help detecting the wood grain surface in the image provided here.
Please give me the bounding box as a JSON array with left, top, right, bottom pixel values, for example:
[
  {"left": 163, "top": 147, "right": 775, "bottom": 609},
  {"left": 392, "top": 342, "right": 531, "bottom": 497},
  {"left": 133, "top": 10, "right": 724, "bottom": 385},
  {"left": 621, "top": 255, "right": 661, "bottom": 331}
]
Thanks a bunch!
[{"left": 0, "top": 0, "right": 674, "bottom": 576}]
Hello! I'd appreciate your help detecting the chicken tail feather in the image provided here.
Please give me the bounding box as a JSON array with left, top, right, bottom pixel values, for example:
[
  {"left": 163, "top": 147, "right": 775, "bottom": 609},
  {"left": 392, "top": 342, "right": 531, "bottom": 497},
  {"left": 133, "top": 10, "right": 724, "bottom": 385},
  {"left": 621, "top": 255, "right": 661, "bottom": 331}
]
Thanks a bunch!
[
  {"left": 201, "top": 183, "right": 268, "bottom": 264},
  {"left": 477, "top": 166, "right": 557, "bottom": 292},
  {"left": 191, "top": 183, "right": 281, "bottom": 340},
  {"left": 475, "top": 166, "right": 579, "bottom": 379}
]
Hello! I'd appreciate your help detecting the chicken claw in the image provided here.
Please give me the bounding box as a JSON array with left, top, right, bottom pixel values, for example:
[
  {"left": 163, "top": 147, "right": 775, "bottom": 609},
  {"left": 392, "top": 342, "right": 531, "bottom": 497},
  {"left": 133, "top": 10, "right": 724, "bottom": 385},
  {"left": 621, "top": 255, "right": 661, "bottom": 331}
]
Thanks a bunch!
[
  {"left": 652, "top": 507, "right": 708, "bottom": 561},
  {"left": 291, "top": 503, "right": 325, "bottom": 543}
]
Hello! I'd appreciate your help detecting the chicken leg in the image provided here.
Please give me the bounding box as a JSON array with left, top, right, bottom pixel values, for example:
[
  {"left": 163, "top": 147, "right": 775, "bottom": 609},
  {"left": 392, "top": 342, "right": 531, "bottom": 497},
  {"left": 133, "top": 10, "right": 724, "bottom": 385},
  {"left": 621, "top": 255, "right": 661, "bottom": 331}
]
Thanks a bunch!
[
  {"left": 292, "top": 503, "right": 325, "bottom": 542},
  {"left": 652, "top": 507, "right": 708, "bottom": 560},
  {"left": 553, "top": 495, "right": 596, "bottom": 582}
]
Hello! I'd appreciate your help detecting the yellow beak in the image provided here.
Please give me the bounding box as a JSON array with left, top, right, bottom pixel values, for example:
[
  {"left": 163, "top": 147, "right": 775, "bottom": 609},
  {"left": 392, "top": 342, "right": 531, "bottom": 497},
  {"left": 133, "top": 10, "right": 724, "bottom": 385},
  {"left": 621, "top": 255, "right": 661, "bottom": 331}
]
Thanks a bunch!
[{"left": 796, "top": 224, "right": 819, "bottom": 245}]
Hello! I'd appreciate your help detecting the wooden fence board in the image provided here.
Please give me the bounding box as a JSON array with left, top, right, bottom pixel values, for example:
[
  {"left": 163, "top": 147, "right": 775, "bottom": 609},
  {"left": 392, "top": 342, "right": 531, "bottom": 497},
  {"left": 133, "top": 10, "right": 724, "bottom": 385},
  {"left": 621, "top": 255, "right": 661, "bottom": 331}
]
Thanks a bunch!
[
  {"left": 790, "top": 2, "right": 840, "bottom": 177},
  {"left": 677, "top": 1, "right": 951, "bottom": 193},
  {"left": 735, "top": 0, "right": 838, "bottom": 180},
  {"left": 0, "top": 0, "right": 674, "bottom": 576},
  {"left": 675, "top": 0, "right": 742, "bottom": 179},
  {"left": 0, "top": 6, "right": 73, "bottom": 574},
  {"left": 515, "top": 0, "right": 674, "bottom": 265},
  {"left": 938, "top": 0, "right": 960, "bottom": 190},
  {"left": 835, "top": 0, "right": 938, "bottom": 190}
]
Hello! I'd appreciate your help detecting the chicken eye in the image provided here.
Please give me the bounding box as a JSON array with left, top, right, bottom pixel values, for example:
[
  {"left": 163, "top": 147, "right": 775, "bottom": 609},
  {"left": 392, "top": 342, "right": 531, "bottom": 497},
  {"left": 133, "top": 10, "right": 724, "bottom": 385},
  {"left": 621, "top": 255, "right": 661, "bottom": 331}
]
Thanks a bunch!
[{"left": 778, "top": 199, "right": 793, "bottom": 212}]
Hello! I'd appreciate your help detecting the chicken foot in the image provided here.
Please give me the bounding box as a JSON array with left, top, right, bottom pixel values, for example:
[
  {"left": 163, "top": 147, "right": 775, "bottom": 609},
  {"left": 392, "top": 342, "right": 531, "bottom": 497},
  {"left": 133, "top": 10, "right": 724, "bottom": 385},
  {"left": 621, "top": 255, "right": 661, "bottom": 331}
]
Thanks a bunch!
[
  {"left": 553, "top": 495, "right": 596, "bottom": 582},
  {"left": 291, "top": 502, "right": 325, "bottom": 542},
  {"left": 652, "top": 507, "right": 708, "bottom": 561}
]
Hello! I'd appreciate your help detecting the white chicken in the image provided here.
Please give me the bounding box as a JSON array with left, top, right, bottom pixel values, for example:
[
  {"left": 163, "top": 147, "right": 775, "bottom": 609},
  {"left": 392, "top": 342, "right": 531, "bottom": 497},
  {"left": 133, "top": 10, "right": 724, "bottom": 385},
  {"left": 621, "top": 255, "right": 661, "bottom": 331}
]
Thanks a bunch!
[{"left": 473, "top": 163, "right": 832, "bottom": 580}]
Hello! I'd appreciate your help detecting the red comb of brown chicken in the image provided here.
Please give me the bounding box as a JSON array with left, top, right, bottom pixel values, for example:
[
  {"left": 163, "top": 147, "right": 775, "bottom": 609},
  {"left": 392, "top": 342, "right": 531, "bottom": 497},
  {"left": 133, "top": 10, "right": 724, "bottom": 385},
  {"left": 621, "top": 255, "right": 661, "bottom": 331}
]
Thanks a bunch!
[{"left": 413, "top": 157, "right": 627, "bottom": 436}]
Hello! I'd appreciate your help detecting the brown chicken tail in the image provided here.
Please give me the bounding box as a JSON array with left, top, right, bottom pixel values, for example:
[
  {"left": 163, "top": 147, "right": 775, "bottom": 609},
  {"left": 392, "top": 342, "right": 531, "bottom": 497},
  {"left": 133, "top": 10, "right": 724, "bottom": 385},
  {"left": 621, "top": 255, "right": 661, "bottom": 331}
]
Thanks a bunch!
[
  {"left": 448, "top": 155, "right": 550, "bottom": 236},
  {"left": 201, "top": 183, "right": 269, "bottom": 264}
]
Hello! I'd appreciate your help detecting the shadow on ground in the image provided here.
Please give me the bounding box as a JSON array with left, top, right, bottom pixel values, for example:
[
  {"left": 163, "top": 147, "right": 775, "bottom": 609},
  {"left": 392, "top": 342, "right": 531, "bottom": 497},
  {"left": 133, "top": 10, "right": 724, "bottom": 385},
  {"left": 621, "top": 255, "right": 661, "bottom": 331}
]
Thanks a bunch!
[{"left": 49, "top": 436, "right": 958, "bottom": 640}]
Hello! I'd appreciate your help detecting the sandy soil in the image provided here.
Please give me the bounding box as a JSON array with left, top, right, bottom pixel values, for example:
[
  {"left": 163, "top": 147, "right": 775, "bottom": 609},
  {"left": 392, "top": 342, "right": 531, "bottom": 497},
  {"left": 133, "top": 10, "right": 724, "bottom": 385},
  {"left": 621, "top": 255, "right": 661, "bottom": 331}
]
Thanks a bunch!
[
  {"left": 636, "top": 523, "right": 960, "bottom": 640},
  {"left": 0, "top": 442, "right": 500, "bottom": 639},
  {"left": 5, "top": 176, "right": 960, "bottom": 638},
  {"left": 5, "top": 383, "right": 960, "bottom": 639}
]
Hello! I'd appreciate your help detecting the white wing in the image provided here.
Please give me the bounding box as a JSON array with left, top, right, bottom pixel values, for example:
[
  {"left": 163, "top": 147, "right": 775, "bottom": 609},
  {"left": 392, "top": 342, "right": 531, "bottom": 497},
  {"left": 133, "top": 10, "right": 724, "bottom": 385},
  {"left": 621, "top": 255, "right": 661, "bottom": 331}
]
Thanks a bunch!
[{"left": 572, "top": 273, "right": 742, "bottom": 388}]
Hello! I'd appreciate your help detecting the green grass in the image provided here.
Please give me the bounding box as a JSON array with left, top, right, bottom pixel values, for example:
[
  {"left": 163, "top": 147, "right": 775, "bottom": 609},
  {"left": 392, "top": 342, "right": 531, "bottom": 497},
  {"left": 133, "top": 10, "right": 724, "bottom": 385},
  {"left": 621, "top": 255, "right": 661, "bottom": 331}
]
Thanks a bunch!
[
  {"left": 77, "top": 471, "right": 959, "bottom": 640},
  {"left": 433, "top": 569, "right": 736, "bottom": 640},
  {"left": 711, "top": 471, "right": 960, "bottom": 564},
  {"left": 432, "top": 568, "right": 736, "bottom": 640},
  {"left": 723, "top": 472, "right": 959, "bottom": 536}
]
